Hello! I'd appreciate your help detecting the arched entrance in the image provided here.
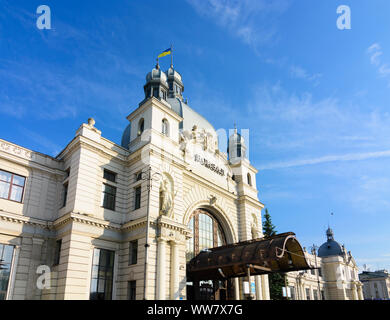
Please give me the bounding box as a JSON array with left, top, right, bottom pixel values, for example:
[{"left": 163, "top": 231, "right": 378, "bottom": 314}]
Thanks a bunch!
[{"left": 185, "top": 208, "right": 234, "bottom": 300}]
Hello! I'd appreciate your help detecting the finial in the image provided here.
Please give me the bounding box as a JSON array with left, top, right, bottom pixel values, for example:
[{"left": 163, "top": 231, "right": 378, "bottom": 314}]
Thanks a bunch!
[
  {"left": 234, "top": 122, "right": 237, "bottom": 134},
  {"left": 156, "top": 58, "right": 160, "bottom": 70},
  {"left": 88, "top": 118, "right": 95, "bottom": 127}
]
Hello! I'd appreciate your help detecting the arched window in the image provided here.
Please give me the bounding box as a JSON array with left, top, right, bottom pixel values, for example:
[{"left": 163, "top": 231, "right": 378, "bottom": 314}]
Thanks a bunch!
[
  {"left": 162, "top": 119, "right": 169, "bottom": 137},
  {"left": 138, "top": 118, "right": 144, "bottom": 136},
  {"left": 186, "top": 209, "right": 226, "bottom": 262},
  {"left": 247, "top": 173, "right": 252, "bottom": 186}
]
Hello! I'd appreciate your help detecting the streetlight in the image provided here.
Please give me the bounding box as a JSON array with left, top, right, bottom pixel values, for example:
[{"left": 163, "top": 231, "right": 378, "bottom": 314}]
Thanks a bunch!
[
  {"left": 310, "top": 244, "right": 322, "bottom": 300},
  {"left": 140, "top": 166, "right": 162, "bottom": 300}
]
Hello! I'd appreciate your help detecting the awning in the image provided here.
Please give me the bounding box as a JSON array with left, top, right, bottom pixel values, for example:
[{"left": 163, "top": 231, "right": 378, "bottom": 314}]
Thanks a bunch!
[{"left": 187, "top": 232, "right": 314, "bottom": 280}]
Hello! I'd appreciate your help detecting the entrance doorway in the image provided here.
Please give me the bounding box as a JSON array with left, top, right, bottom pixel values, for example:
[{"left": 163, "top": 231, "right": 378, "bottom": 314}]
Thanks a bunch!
[{"left": 186, "top": 279, "right": 233, "bottom": 300}]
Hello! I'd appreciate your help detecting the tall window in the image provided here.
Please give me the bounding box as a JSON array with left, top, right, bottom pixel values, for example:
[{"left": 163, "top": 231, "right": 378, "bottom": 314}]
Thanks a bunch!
[
  {"left": 128, "top": 240, "right": 138, "bottom": 265},
  {"left": 102, "top": 184, "right": 116, "bottom": 211},
  {"left": 128, "top": 281, "right": 136, "bottom": 300},
  {"left": 186, "top": 209, "right": 226, "bottom": 262},
  {"left": 162, "top": 119, "right": 169, "bottom": 137},
  {"left": 0, "top": 244, "right": 14, "bottom": 300},
  {"left": 247, "top": 173, "right": 252, "bottom": 186},
  {"left": 138, "top": 118, "right": 145, "bottom": 136},
  {"left": 53, "top": 239, "right": 62, "bottom": 266},
  {"left": 289, "top": 286, "right": 296, "bottom": 300},
  {"left": 134, "top": 187, "right": 141, "bottom": 210},
  {"left": 90, "top": 248, "right": 115, "bottom": 300},
  {"left": 313, "top": 289, "right": 318, "bottom": 300},
  {"left": 305, "top": 288, "right": 311, "bottom": 300},
  {"left": 0, "top": 170, "right": 26, "bottom": 203},
  {"left": 62, "top": 183, "right": 68, "bottom": 208}
]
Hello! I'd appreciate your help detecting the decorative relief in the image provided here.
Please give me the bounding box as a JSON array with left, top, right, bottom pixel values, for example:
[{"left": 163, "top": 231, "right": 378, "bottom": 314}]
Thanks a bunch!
[{"left": 0, "top": 141, "right": 34, "bottom": 160}]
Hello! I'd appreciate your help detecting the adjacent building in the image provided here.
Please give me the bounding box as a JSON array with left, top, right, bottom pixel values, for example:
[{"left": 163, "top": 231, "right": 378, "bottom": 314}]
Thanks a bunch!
[
  {"left": 286, "top": 228, "right": 363, "bottom": 300},
  {"left": 359, "top": 270, "right": 390, "bottom": 300}
]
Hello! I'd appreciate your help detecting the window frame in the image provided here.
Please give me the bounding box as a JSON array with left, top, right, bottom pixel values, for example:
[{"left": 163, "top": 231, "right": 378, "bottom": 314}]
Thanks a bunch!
[
  {"left": 128, "top": 280, "right": 136, "bottom": 300},
  {"left": 134, "top": 186, "right": 141, "bottom": 210},
  {"left": 89, "top": 248, "right": 115, "bottom": 300},
  {"left": 53, "top": 239, "right": 62, "bottom": 266},
  {"left": 128, "top": 240, "right": 138, "bottom": 266},
  {"left": 186, "top": 209, "right": 226, "bottom": 262},
  {"left": 103, "top": 169, "right": 117, "bottom": 183},
  {"left": 101, "top": 183, "right": 117, "bottom": 211},
  {"left": 0, "top": 169, "right": 26, "bottom": 203}
]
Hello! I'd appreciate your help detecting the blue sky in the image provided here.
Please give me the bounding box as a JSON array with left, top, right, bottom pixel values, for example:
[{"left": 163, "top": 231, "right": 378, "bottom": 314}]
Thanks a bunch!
[{"left": 1, "top": 0, "right": 390, "bottom": 271}]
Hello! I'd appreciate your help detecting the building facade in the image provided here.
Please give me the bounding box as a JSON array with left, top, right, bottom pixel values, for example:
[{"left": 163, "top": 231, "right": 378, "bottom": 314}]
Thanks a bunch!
[
  {"left": 0, "top": 63, "right": 271, "bottom": 300},
  {"left": 286, "top": 228, "right": 363, "bottom": 300},
  {"left": 359, "top": 270, "right": 390, "bottom": 300}
]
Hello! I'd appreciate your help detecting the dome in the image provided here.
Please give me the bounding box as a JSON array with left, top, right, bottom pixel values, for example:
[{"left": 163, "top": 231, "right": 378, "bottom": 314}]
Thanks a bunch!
[
  {"left": 121, "top": 123, "right": 131, "bottom": 149},
  {"left": 167, "top": 97, "right": 217, "bottom": 137},
  {"left": 317, "top": 228, "right": 344, "bottom": 258},
  {"left": 229, "top": 129, "right": 245, "bottom": 144},
  {"left": 166, "top": 66, "right": 182, "bottom": 82},
  {"left": 146, "top": 66, "right": 168, "bottom": 83}
]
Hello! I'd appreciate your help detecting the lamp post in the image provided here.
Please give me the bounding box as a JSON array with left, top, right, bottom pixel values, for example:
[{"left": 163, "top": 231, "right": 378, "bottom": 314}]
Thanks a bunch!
[
  {"left": 141, "top": 166, "right": 162, "bottom": 300},
  {"left": 310, "top": 244, "right": 322, "bottom": 300}
]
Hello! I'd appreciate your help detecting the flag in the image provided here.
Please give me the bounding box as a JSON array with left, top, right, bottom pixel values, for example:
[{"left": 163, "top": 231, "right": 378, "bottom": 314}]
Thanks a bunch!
[{"left": 158, "top": 48, "right": 172, "bottom": 59}]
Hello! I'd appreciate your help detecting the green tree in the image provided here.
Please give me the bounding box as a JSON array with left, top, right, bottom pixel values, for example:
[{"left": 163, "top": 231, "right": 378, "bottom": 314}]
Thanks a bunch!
[{"left": 262, "top": 208, "right": 288, "bottom": 300}]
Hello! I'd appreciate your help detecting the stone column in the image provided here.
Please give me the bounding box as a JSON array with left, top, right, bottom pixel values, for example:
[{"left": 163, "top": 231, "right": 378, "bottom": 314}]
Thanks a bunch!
[
  {"left": 357, "top": 285, "right": 364, "bottom": 300},
  {"left": 170, "top": 241, "right": 179, "bottom": 300},
  {"left": 234, "top": 278, "right": 240, "bottom": 300},
  {"left": 255, "top": 275, "right": 263, "bottom": 300},
  {"left": 262, "top": 275, "right": 270, "bottom": 300},
  {"left": 156, "top": 238, "right": 166, "bottom": 300}
]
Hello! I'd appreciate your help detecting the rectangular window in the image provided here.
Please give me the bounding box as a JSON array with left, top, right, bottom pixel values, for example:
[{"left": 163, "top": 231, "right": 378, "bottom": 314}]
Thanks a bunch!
[
  {"left": 318, "top": 268, "right": 322, "bottom": 277},
  {"left": 0, "top": 170, "right": 26, "bottom": 203},
  {"left": 53, "top": 239, "right": 62, "bottom": 266},
  {"left": 313, "top": 289, "right": 318, "bottom": 300},
  {"left": 90, "top": 248, "right": 115, "bottom": 300},
  {"left": 129, "top": 240, "right": 138, "bottom": 265},
  {"left": 289, "top": 286, "right": 295, "bottom": 300},
  {"left": 321, "top": 290, "right": 325, "bottom": 300},
  {"left": 128, "top": 281, "right": 136, "bottom": 300},
  {"left": 102, "top": 184, "right": 116, "bottom": 211},
  {"left": 306, "top": 288, "right": 311, "bottom": 300},
  {"left": 134, "top": 186, "right": 141, "bottom": 210},
  {"left": 0, "top": 244, "right": 15, "bottom": 300},
  {"left": 65, "top": 167, "right": 70, "bottom": 179},
  {"left": 62, "top": 183, "right": 68, "bottom": 208},
  {"left": 311, "top": 269, "right": 316, "bottom": 276},
  {"left": 103, "top": 169, "right": 116, "bottom": 183}
]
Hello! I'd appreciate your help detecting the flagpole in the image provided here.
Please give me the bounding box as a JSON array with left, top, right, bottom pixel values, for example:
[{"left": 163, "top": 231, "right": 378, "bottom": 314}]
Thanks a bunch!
[{"left": 171, "top": 44, "right": 173, "bottom": 67}]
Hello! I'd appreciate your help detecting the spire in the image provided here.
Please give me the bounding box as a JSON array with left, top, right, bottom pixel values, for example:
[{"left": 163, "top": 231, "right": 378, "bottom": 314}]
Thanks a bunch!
[{"left": 326, "top": 227, "right": 334, "bottom": 241}]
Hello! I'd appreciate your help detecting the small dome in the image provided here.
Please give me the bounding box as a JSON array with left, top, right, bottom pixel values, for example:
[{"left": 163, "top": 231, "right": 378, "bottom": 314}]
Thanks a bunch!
[
  {"left": 167, "top": 66, "right": 182, "bottom": 82},
  {"left": 146, "top": 66, "right": 167, "bottom": 83},
  {"left": 229, "top": 129, "right": 245, "bottom": 144},
  {"left": 318, "top": 228, "right": 344, "bottom": 257}
]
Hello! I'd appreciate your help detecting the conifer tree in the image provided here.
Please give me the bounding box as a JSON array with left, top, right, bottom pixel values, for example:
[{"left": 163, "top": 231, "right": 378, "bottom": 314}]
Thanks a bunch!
[{"left": 262, "top": 208, "right": 288, "bottom": 300}]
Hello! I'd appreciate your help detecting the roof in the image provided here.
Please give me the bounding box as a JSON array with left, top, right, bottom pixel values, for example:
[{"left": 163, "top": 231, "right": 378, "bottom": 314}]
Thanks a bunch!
[
  {"left": 167, "top": 97, "right": 217, "bottom": 136},
  {"left": 359, "top": 270, "right": 389, "bottom": 280},
  {"left": 318, "top": 227, "right": 344, "bottom": 258},
  {"left": 187, "top": 232, "right": 314, "bottom": 280}
]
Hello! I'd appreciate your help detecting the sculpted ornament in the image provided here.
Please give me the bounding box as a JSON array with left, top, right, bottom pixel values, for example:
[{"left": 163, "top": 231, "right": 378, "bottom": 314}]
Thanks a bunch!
[
  {"left": 159, "top": 177, "right": 174, "bottom": 218},
  {"left": 251, "top": 214, "right": 261, "bottom": 239}
]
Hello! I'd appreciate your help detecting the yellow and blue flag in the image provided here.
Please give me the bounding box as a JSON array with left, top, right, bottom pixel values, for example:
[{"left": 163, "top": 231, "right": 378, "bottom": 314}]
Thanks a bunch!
[{"left": 158, "top": 48, "right": 172, "bottom": 59}]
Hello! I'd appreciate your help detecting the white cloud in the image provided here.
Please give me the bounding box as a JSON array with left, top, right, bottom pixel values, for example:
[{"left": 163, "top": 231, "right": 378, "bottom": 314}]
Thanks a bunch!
[
  {"left": 259, "top": 150, "right": 390, "bottom": 170},
  {"left": 367, "top": 43, "right": 390, "bottom": 85},
  {"left": 186, "top": 0, "right": 290, "bottom": 47},
  {"left": 290, "top": 65, "right": 322, "bottom": 84}
]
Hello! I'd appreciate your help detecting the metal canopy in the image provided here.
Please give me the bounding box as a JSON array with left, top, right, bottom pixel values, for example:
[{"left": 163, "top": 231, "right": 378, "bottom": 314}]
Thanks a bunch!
[{"left": 187, "top": 232, "right": 314, "bottom": 280}]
